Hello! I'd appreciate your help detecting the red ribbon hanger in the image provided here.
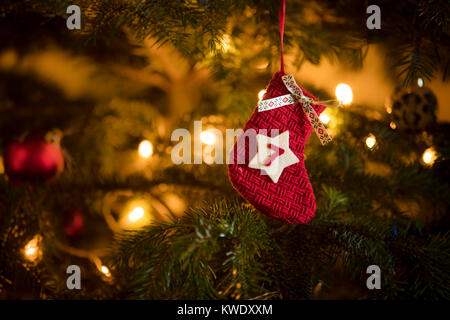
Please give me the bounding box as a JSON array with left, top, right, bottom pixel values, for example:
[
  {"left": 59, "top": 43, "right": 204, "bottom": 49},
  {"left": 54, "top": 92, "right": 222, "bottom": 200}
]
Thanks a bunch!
[{"left": 279, "top": 0, "right": 286, "bottom": 73}]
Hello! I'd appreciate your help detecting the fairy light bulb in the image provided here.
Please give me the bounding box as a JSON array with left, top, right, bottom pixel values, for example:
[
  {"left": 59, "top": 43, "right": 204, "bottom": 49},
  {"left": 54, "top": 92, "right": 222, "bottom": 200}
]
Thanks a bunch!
[
  {"left": 422, "top": 147, "right": 437, "bottom": 165},
  {"left": 138, "top": 140, "right": 153, "bottom": 158},
  {"left": 221, "top": 34, "right": 231, "bottom": 52},
  {"left": 365, "top": 134, "right": 376, "bottom": 149},
  {"left": 101, "top": 265, "right": 111, "bottom": 277},
  {"left": 390, "top": 122, "right": 397, "bottom": 130},
  {"left": 23, "top": 235, "right": 42, "bottom": 263},
  {"left": 200, "top": 130, "right": 216, "bottom": 145},
  {"left": 92, "top": 256, "right": 112, "bottom": 278},
  {"left": 120, "top": 200, "right": 152, "bottom": 230},
  {"left": 417, "top": 77, "right": 424, "bottom": 88},
  {"left": 25, "top": 246, "right": 36, "bottom": 256},
  {"left": 128, "top": 206, "right": 145, "bottom": 222},
  {"left": 319, "top": 113, "right": 331, "bottom": 124},
  {"left": 258, "top": 89, "right": 266, "bottom": 101},
  {"left": 335, "top": 83, "right": 353, "bottom": 105}
]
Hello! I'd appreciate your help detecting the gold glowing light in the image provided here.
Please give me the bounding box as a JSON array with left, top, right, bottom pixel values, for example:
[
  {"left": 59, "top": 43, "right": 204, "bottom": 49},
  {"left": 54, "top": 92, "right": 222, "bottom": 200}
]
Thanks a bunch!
[
  {"left": 422, "top": 147, "right": 437, "bottom": 165},
  {"left": 200, "top": 130, "right": 216, "bottom": 145},
  {"left": 120, "top": 200, "right": 152, "bottom": 229},
  {"left": 138, "top": 140, "right": 153, "bottom": 158},
  {"left": 319, "top": 113, "right": 331, "bottom": 124},
  {"left": 25, "top": 246, "right": 36, "bottom": 256},
  {"left": 390, "top": 122, "right": 397, "bottom": 130},
  {"left": 128, "top": 206, "right": 145, "bottom": 222},
  {"left": 417, "top": 77, "right": 424, "bottom": 88},
  {"left": 92, "top": 256, "right": 112, "bottom": 279},
  {"left": 221, "top": 34, "right": 231, "bottom": 52},
  {"left": 365, "top": 134, "right": 376, "bottom": 149},
  {"left": 258, "top": 89, "right": 266, "bottom": 101},
  {"left": 335, "top": 83, "right": 353, "bottom": 105},
  {"left": 23, "top": 235, "right": 42, "bottom": 263},
  {"left": 101, "top": 265, "right": 111, "bottom": 277}
]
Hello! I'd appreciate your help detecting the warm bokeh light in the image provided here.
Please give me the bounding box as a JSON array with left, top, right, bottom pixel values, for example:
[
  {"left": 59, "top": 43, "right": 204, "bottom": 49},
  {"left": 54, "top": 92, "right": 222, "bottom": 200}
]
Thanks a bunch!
[
  {"left": 335, "top": 83, "right": 353, "bottom": 105},
  {"left": 417, "top": 77, "right": 424, "bottom": 88},
  {"left": 23, "top": 235, "right": 42, "bottom": 263},
  {"left": 390, "top": 122, "right": 397, "bottom": 130},
  {"left": 365, "top": 134, "right": 376, "bottom": 149},
  {"left": 422, "top": 147, "right": 437, "bottom": 165},
  {"left": 386, "top": 106, "right": 392, "bottom": 114},
  {"left": 128, "top": 206, "right": 145, "bottom": 222},
  {"left": 221, "top": 34, "right": 231, "bottom": 52},
  {"left": 162, "top": 193, "right": 186, "bottom": 215},
  {"left": 138, "top": 140, "right": 153, "bottom": 158},
  {"left": 120, "top": 200, "right": 152, "bottom": 229},
  {"left": 200, "top": 130, "right": 216, "bottom": 145},
  {"left": 319, "top": 113, "right": 331, "bottom": 124},
  {"left": 101, "top": 265, "right": 111, "bottom": 277},
  {"left": 25, "top": 246, "right": 36, "bottom": 256},
  {"left": 258, "top": 89, "right": 266, "bottom": 101}
]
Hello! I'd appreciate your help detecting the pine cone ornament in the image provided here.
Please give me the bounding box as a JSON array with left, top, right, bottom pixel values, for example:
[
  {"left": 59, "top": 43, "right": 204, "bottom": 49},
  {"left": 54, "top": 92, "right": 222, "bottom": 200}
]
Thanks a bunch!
[
  {"left": 390, "top": 85, "right": 437, "bottom": 132},
  {"left": 228, "top": 72, "right": 328, "bottom": 224}
]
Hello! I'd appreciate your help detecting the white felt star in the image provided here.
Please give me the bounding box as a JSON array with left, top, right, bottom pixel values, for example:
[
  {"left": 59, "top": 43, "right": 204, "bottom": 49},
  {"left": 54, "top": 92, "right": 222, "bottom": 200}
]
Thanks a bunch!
[{"left": 248, "top": 131, "right": 299, "bottom": 183}]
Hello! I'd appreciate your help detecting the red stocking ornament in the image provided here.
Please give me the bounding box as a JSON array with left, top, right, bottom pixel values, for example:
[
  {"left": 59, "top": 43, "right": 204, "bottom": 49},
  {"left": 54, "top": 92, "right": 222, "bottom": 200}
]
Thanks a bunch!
[
  {"left": 228, "top": 72, "right": 331, "bottom": 224},
  {"left": 228, "top": 0, "right": 332, "bottom": 224}
]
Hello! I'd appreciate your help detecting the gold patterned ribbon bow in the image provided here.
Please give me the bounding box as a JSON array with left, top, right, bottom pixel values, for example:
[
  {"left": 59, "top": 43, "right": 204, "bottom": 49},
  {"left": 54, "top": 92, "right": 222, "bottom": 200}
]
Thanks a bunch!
[
  {"left": 256, "top": 75, "right": 333, "bottom": 145},
  {"left": 281, "top": 74, "right": 332, "bottom": 145}
]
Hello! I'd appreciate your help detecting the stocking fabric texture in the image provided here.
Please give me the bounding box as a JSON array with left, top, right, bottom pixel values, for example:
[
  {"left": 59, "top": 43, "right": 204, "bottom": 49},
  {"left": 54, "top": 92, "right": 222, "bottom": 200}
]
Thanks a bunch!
[{"left": 228, "top": 71, "right": 325, "bottom": 224}]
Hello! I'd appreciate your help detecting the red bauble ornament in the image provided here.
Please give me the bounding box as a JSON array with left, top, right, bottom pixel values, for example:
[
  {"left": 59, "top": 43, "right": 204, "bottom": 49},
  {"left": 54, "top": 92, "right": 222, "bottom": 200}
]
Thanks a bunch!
[
  {"left": 3, "top": 132, "right": 64, "bottom": 183},
  {"left": 64, "top": 210, "right": 84, "bottom": 240}
]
